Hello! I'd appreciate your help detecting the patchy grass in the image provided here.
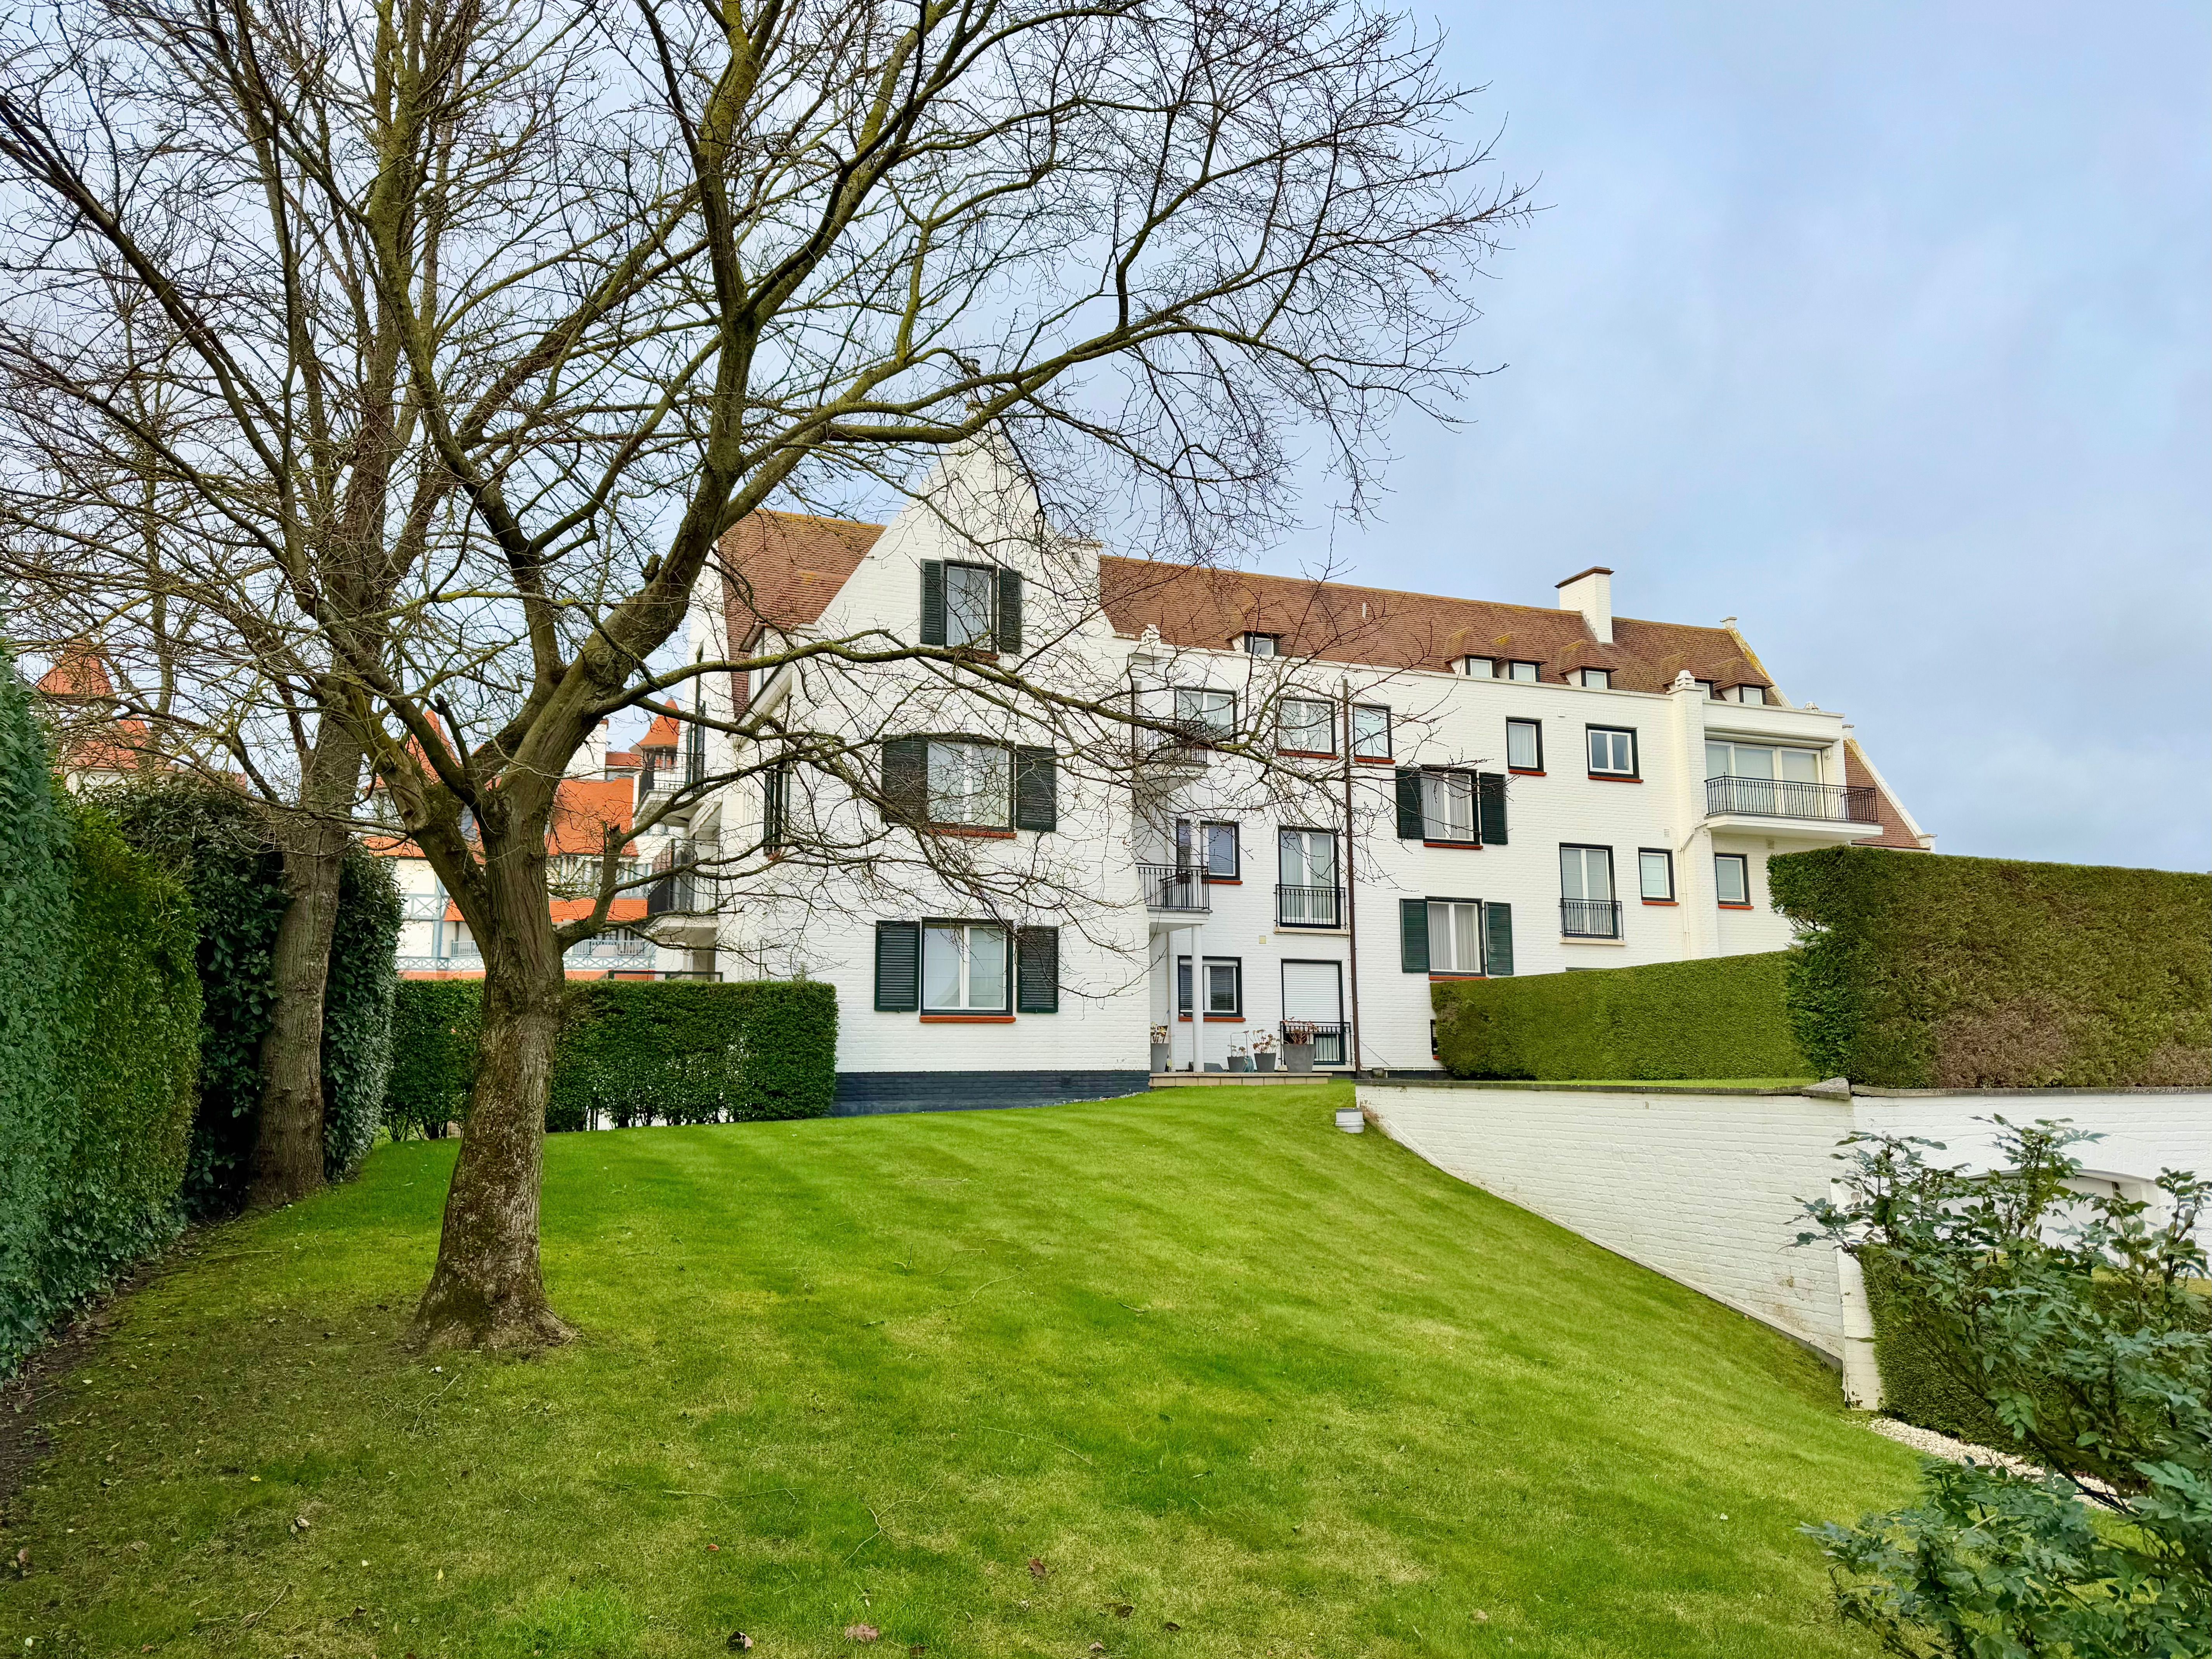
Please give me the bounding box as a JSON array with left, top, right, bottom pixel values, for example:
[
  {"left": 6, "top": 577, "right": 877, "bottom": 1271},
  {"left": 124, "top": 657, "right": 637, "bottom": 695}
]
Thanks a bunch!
[{"left": 0, "top": 1083, "right": 1914, "bottom": 1657}]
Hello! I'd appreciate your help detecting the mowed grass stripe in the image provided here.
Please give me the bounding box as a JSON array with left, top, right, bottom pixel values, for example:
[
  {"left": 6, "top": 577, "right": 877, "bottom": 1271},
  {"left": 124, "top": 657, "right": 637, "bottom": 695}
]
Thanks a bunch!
[{"left": 0, "top": 1083, "right": 1915, "bottom": 1657}]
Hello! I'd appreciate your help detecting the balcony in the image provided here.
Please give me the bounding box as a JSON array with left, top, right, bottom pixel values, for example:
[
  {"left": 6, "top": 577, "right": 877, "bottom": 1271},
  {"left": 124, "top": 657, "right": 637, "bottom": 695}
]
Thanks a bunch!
[
  {"left": 1561, "top": 898, "right": 1622, "bottom": 939},
  {"left": 645, "top": 840, "right": 702, "bottom": 916},
  {"left": 1276, "top": 883, "right": 1343, "bottom": 928},
  {"left": 1140, "top": 862, "right": 1210, "bottom": 913},
  {"left": 1706, "top": 776, "right": 1877, "bottom": 825}
]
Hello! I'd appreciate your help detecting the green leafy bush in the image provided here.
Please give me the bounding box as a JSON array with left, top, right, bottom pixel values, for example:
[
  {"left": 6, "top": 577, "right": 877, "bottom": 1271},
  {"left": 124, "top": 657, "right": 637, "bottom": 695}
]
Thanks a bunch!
[
  {"left": 1798, "top": 1120, "right": 2211, "bottom": 1654},
  {"left": 0, "top": 647, "right": 200, "bottom": 1373},
  {"left": 102, "top": 777, "right": 401, "bottom": 1208},
  {"left": 1768, "top": 845, "right": 2212, "bottom": 1088},
  {"left": 386, "top": 978, "right": 838, "bottom": 1132},
  {"left": 1431, "top": 952, "right": 1809, "bottom": 1081}
]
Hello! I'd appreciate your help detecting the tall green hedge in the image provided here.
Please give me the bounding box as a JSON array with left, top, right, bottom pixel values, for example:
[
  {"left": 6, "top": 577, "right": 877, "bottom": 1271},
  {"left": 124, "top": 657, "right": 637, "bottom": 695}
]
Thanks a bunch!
[
  {"left": 1432, "top": 951, "right": 1811, "bottom": 1081},
  {"left": 1768, "top": 846, "right": 2212, "bottom": 1088},
  {"left": 102, "top": 777, "right": 402, "bottom": 1208},
  {"left": 385, "top": 978, "right": 838, "bottom": 1132},
  {"left": 1, "top": 649, "right": 200, "bottom": 1373}
]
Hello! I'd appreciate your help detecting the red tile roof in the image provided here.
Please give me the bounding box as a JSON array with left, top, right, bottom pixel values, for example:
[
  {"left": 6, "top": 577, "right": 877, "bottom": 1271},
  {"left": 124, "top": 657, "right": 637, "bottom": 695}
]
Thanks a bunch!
[
  {"left": 367, "top": 775, "right": 637, "bottom": 862},
  {"left": 34, "top": 642, "right": 156, "bottom": 773},
  {"left": 1095, "top": 558, "right": 1772, "bottom": 691},
  {"left": 1844, "top": 740, "right": 1927, "bottom": 850},
  {"left": 718, "top": 510, "right": 886, "bottom": 639}
]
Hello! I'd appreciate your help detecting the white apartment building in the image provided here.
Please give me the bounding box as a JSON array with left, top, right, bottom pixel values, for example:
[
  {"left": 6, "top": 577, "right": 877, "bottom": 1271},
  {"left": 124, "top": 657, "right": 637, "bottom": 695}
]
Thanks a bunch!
[{"left": 662, "top": 447, "right": 1927, "bottom": 1111}]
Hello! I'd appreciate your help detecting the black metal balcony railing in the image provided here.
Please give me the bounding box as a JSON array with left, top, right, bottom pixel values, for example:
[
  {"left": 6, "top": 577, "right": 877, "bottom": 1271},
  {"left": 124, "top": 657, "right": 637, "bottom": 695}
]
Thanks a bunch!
[
  {"left": 1561, "top": 898, "right": 1623, "bottom": 939},
  {"left": 645, "top": 841, "right": 701, "bottom": 916},
  {"left": 1276, "top": 883, "right": 1343, "bottom": 928},
  {"left": 1140, "top": 863, "right": 1210, "bottom": 913},
  {"left": 1706, "top": 775, "right": 1878, "bottom": 824},
  {"left": 1278, "top": 1020, "right": 1349, "bottom": 1065}
]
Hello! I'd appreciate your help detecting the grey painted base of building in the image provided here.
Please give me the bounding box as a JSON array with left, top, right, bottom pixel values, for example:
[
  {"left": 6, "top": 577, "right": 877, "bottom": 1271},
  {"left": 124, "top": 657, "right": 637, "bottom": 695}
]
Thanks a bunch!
[{"left": 832, "top": 1069, "right": 1153, "bottom": 1116}]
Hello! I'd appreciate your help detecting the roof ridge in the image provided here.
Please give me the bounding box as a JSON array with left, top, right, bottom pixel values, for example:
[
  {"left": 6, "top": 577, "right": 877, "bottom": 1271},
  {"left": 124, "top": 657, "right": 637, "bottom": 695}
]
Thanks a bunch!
[{"left": 751, "top": 507, "right": 887, "bottom": 533}]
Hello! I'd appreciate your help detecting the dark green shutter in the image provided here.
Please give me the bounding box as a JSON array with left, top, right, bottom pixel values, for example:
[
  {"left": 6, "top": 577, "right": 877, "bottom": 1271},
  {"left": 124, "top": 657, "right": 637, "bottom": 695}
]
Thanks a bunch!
[
  {"left": 1482, "top": 902, "right": 1514, "bottom": 977},
  {"left": 1176, "top": 956, "right": 1192, "bottom": 1015},
  {"left": 1394, "top": 768, "right": 1423, "bottom": 839},
  {"left": 880, "top": 737, "right": 927, "bottom": 823},
  {"left": 1477, "top": 772, "right": 1507, "bottom": 846},
  {"left": 996, "top": 567, "right": 1023, "bottom": 653},
  {"left": 875, "top": 921, "right": 920, "bottom": 1010},
  {"left": 1013, "top": 745, "right": 1057, "bottom": 830},
  {"left": 762, "top": 765, "right": 788, "bottom": 850},
  {"left": 1016, "top": 926, "right": 1058, "bottom": 1012},
  {"left": 919, "top": 561, "right": 946, "bottom": 645},
  {"left": 1400, "top": 898, "right": 1430, "bottom": 972}
]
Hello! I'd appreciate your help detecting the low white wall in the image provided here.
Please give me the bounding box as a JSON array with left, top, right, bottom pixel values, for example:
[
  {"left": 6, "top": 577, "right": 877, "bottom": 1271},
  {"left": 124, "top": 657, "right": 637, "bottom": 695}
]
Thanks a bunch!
[{"left": 1357, "top": 1081, "right": 2212, "bottom": 1409}]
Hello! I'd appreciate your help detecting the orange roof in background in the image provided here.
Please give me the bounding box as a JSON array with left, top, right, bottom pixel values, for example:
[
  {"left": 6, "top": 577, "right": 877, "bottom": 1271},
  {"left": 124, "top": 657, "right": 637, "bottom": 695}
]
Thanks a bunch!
[
  {"left": 641, "top": 705, "right": 680, "bottom": 750},
  {"left": 367, "top": 775, "right": 636, "bottom": 862},
  {"left": 1095, "top": 559, "right": 1774, "bottom": 692},
  {"left": 35, "top": 642, "right": 156, "bottom": 773},
  {"left": 605, "top": 748, "right": 641, "bottom": 771},
  {"left": 443, "top": 896, "right": 647, "bottom": 925},
  {"left": 717, "top": 509, "right": 885, "bottom": 640}
]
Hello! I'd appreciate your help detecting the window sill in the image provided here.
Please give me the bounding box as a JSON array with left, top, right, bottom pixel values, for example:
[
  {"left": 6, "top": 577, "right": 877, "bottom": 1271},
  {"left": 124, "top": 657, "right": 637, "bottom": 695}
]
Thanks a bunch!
[
  {"left": 1560, "top": 935, "right": 1627, "bottom": 946},
  {"left": 1422, "top": 839, "right": 1483, "bottom": 850},
  {"left": 1588, "top": 773, "right": 1642, "bottom": 783},
  {"left": 1718, "top": 902, "right": 1754, "bottom": 911},
  {"left": 1353, "top": 755, "right": 1395, "bottom": 765},
  {"left": 1204, "top": 876, "right": 1243, "bottom": 885},
  {"left": 1202, "top": 1012, "right": 1244, "bottom": 1022},
  {"left": 1428, "top": 972, "right": 1486, "bottom": 981},
  {"left": 1276, "top": 750, "right": 1338, "bottom": 761},
  {"left": 1509, "top": 767, "right": 1546, "bottom": 777},
  {"left": 920, "top": 1013, "right": 1015, "bottom": 1023},
  {"left": 930, "top": 824, "right": 1017, "bottom": 839},
  {"left": 1641, "top": 898, "right": 1678, "bottom": 906},
  {"left": 944, "top": 646, "right": 1001, "bottom": 664}
]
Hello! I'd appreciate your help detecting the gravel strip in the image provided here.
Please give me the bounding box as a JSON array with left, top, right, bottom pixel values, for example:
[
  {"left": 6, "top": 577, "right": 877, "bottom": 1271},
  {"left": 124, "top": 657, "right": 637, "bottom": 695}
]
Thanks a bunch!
[{"left": 1867, "top": 1416, "right": 2116, "bottom": 1499}]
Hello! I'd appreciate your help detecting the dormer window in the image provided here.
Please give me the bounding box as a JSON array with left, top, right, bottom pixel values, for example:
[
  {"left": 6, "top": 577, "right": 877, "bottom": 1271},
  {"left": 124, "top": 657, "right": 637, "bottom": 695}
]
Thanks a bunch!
[
  {"left": 1459, "top": 655, "right": 1495, "bottom": 678},
  {"left": 1577, "top": 668, "right": 1612, "bottom": 689},
  {"left": 1733, "top": 684, "right": 1767, "bottom": 705},
  {"left": 1697, "top": 680, "right": 1718, "bottom": 699},
  {"left": 1508, "top": 660, "right": 1541, "bottom": 682},
  {"left": 1242, "top": 633, "right": 1279, "bottom": 657}
]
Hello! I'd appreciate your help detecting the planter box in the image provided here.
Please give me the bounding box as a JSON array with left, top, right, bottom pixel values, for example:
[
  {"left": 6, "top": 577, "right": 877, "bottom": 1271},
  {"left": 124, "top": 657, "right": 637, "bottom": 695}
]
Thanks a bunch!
[
  {"left": 1283, "top": 1043, "right": 1315, "bottom": 1074},
  {"left": 1227, "top": 1055, "right": 1251, "bottom": 1072},
  {"left": 1254, "top": 1053, "right": 1278, "bottom": 1072},
  {"left": 1150, "top": 1043, "right": 1171, "bottom": 1073}
]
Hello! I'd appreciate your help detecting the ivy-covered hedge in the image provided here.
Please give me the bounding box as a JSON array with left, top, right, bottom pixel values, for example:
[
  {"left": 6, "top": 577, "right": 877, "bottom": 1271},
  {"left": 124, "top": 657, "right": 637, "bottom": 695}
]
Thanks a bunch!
[
  {"left": 1, "top": 649, "right": 200, "bottom": 1373},
  {"left": 385, "top": 978, "right": 838, "bottom": 1132},
  {"left": 1768, "top": 846, "right": 2212, "bottom": 1088},
  {"left": 1432, "top": 951, "right": 1811, "bottom": 1081},
  {"left": 102, "top": 777, "right": 402, "bottom": 1209}
]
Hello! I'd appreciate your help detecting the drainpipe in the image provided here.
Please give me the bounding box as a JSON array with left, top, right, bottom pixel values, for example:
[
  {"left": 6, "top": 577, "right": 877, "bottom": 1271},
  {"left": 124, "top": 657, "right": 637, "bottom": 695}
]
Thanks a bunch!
[{"left": 1341, "top": 679, "right": 1363, "bottom": 1074}]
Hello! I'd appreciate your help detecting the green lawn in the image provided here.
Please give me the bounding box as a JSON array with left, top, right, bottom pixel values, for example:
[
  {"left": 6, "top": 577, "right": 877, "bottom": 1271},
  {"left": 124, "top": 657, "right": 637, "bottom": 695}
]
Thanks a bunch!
[{"left": 1, "top": 1083, "right": 1919, "bottom": 1657}]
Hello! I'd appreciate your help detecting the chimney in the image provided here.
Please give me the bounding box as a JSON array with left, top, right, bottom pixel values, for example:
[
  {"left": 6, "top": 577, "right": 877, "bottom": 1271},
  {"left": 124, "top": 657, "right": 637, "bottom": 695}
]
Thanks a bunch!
[{"left": 1555, "top": 566, "right": 1614, "bottom": 644}]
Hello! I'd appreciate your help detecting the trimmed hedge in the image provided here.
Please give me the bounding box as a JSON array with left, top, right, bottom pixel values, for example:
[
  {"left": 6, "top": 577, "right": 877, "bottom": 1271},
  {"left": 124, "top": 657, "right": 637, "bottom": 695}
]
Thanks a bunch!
[
  {"left": 1, "top": 649, "right": 200, "bottom": 1373},
  {"left": 1768, "top": 846, "right": 2212, "bottom": 1088},
  {"left": 386, "top": 978, "right": 839, "bottom": 1132},
  {"left": 103, "top": 779, "right": 402, "bottom": 1208},
  {"left": 1432, "top": 951, "right": 1810, "bottom": 1081}
]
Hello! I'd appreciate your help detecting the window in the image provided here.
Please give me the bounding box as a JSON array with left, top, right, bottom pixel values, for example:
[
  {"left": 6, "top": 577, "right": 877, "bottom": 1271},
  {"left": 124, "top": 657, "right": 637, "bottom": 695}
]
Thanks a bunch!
[
  {"left": 1426, "top": 900, "right": 1484, "bottom": 974},
  {"left": 1639, "top": 849, "right": 1674, "bottom": 901},
  {"left": 942, "top": 562, "right": 998, "bottom": 648},
  {"left": 1460, "top": 656, "right": 1495, "bottom": 678},
  {"left": 1586, "top": 726, "right": 1638, "bottom": 777},
  {"left": 1351, "top": 704, "right": 1391, "bottom": 760},
  {"left": 1706, "top": 741, "right": 1821, "bottom": 783},
  {"left": 1278, "top": 696, "right": 1336, "bottom": 755},
  {"left": 1508, "top": 660, "right": 1541, "bottom": 682},
  {"left": 1731, "top": 684, "right": 1767, "bottom": 705},
  {"left": 1578, "top": 668, "right": 1612, "bottom": 689},
  {"left": 1696, "top": 680, "right": 1717, "bottom": 699},
  {"left": 761, "top": 765, "right": 790, "bottom": 851},
  {"left": 1715, "top": 853, "right": 1751, "bottom": 907},
  {"left": 1178, "top": 956, "right": 1244, "bottom": 1017},
  {"left": 1278, "top": 829, "right": 1339, "bottom": 926},
  {"left": 1202, "top": 821, "right": 1239, "bottom": 879},
  {"left": 1560, "top": 845, "right": 1619, "bottom": 938},
  {"left": 1506, "top": 718, "right": 1542, "bottom": 772},
  {"left": 1174, "top": 686, "right": 1237, "bottom": 739},
  {"left": 1420, "top": 769, "right": 1477, "bottom": 842},
  {"left": 926, "top": 739, "right": 1011, "bottom": 826},
  {"left": 923, "top": 922, "right": 1010, "bottom": 1012},
  {"left": 1242, "top": 633, "right": 1279, "bottom": 656}
]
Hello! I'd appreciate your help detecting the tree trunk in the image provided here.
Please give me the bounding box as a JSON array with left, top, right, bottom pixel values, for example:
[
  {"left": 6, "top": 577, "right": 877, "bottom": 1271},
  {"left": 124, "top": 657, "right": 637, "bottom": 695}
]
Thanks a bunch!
[
  {"left": 246, "top": 733, "right": 366, "bottom": 1208},
  {"left": 410, "top": 826, "right": 574, "bottom": 1350}
]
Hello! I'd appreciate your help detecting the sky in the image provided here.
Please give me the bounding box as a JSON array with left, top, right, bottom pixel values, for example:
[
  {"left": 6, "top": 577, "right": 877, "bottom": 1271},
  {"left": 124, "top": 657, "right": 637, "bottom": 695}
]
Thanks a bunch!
[{"left": 1261, "top": 1, "right": 2210, "bottom": 870}]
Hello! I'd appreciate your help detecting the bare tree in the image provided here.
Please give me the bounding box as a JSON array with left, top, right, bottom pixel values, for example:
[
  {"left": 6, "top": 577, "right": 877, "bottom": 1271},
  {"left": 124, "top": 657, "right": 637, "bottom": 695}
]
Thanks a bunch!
[{"left": 0, "top": 0, "right": 1527, "bottom": 1348}]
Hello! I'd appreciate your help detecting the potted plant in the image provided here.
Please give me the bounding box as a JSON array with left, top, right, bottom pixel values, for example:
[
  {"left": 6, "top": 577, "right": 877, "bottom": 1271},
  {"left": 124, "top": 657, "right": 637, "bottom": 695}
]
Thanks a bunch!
[
  {"left": 1226, "top": 1044, "right": 1251, "bottom": 1073},
  {"left": 1150, "top": 1024, "right": 1171, "bottom": 1073},
  {"left": 1280, "top": 1020, "right": 1316, "bottom": 1073},
  {"left": 1251, "top": 1031, "right": 1278, "bottom": 1072}
]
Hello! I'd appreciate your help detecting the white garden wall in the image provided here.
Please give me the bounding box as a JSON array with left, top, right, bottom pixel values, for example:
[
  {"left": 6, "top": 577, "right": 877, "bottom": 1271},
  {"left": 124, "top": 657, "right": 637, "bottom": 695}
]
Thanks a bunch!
[{"left": 1357, "top": 1080, "right": 2212, "bottom": 1407}]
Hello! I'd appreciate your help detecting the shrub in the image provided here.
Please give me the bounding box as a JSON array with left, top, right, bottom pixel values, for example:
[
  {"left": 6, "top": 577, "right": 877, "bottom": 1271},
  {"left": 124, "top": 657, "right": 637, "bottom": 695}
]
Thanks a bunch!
[
  {"left": 0, "top": 647, "right": 200, "bottom": 1373},
  {"left": 386, "top": 978, "right": 838, "bottom": 1132},
  {"left": 1797, "top": 1120, "right": 2211, "bottom": 1654},
  {"left": 1768, "top": 845, "right": 2212, "bottom": 1088},
  {"left": 102, "top": 777, "right": 401, "bottom": 1208},
  {"left": 1431, "top": 951, "right": 1809, "bottom": 1080}
]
